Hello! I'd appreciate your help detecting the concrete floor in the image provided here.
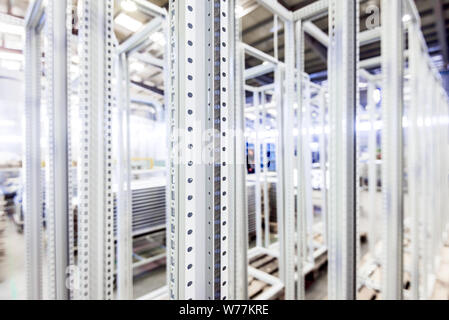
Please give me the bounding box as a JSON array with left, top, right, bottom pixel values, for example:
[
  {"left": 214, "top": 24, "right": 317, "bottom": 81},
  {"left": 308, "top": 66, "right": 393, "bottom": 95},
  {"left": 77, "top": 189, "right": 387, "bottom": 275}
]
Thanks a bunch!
[
  {"left": 0, "top": 190, "right": 445, "bottom": 300},
  {"left": 0, "top": 217, "right": 26, "bottom": 299}
]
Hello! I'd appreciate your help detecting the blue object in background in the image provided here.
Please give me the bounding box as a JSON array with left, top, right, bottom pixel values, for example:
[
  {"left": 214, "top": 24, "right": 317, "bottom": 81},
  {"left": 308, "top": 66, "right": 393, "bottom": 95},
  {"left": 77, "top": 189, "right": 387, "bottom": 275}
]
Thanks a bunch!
[{"left": 246, "top": 142, "right": 276, "bottom": 174}]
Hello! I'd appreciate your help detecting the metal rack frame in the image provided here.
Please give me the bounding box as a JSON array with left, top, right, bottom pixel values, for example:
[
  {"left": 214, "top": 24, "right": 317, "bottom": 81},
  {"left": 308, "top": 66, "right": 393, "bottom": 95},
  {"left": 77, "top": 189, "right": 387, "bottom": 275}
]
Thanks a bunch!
[
  {"left": 115, "top": 9, "right": 167, "bottom": 301},
  {"left": 24, "top": 0, "right": 45, "bottom": 300},
  {"left": 167, "top": 0, "right": 237, "bottom": 300},
  {"left": 18, "top": 0, "right": 449, "bottom": 301},
  {"left": 75, "top": 0, "right": 115, "bottom": 300}
]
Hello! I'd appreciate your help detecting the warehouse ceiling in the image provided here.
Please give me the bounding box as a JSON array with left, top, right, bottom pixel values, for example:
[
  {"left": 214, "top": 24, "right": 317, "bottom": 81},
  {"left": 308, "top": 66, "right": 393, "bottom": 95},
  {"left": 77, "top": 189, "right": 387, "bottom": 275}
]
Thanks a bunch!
[{"left": 1, "top": 0, "right": 449, "bottom": 100}]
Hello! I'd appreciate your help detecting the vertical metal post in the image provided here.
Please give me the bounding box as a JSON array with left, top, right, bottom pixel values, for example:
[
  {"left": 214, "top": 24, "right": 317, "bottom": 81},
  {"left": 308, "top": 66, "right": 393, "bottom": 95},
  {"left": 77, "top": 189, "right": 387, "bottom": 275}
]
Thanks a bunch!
[
  {"left": 254, "top": 91, "right": 263, "bottom": 248},
  {"left": 407, "top": 23, "right": 420, "bottom": 300},
  {"left": 274, "top": 67, "right": 286, "bottom": 284},
  {"left": 418, "top": 59, "right": 428, "bottom": 299},
  {"left": 66, "top": 0, "right": 77, "bottom": 300},
  {"left": 423, "top": 69, "right": 433, "bottom": 299},
  {"left": 328, "top": 0, "right": 358, "bottom": 300},
  {"left": 233, "top": 16, "right": 248, "bottom": 300},
  {"left": 440, "top": 92, "right": 449, "bottom": 245},
  {"left": 116, "top": 53, "right": 133, "bottom": 300},
  {"left": 45, "top": 0, "right": 69, "bottom": 300},
  {"left": 77, "top": 0, "right": 115, "bottom": 300},
  {"left": 430, "top": 81, "right": 438, "bottom": 278},
  {"left": 302, "top": 79, "right": 314, "bottom": 265},
  {"left": 168, "top": 0, "right": 234, "bottom": 300},
  {"left": 262, "top": 93, "right": 270, "bottom": 248},
  {"left": 283, "top": 19, "right": 296, "bottom": 300},
  {"left": 381, "top": 0, "right": 404, "bottom": 300},
  {"left": 24, "top": 17, "right": 43, "bottom": 302},
  {"left": 319, "top": 88, "right": 328, "bottom": 247},
  {"left": 295, "top": 20, "right": 305, "bottom": 300}
]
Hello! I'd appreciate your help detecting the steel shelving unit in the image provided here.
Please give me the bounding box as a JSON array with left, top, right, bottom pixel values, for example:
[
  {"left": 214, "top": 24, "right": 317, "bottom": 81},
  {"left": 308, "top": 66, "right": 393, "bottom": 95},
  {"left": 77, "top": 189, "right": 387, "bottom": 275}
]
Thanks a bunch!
[{"left": 18, "top": 0, "right": 449, "bottom": 301}]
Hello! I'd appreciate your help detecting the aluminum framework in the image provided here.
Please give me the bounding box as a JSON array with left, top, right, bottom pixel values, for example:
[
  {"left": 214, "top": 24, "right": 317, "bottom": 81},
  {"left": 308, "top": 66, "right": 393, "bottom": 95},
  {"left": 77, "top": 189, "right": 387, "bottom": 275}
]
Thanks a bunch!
[
  {"left": 17, "top": 0, "right": 449, "bottom": 301},
  {"left": 327, "top": 0, "right": 358, "bottom": 300},
  {"left": 115, "top": 12, "right": 167, "bottom": 301},
  {"left": 44, "top": 0, "right": 70, "bottom": 300},
  {"left": 76, "top": 0, "right": 115, "bottom": 300},
  {"left": 24, "top": 0, "right": 45, "bottom": 300},
  {"left": 381, "top": 0, "right": 404, "bottom": 300},
  {"left": 167, "top": 0, "right": 236, "bottom": 300},
  {"left": 24, "top": 0, "right": 74, "bottom": 300},
  {"left": 233, "top": 13, "right": 248, "bottom": 300}
]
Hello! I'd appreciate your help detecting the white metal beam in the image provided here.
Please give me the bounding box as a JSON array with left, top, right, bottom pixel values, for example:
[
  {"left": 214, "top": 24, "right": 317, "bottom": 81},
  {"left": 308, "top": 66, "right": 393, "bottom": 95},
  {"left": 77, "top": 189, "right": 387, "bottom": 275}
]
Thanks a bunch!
[
  {"left": 381, "top": 0, "right": 404, "bottom": 300},
  {"left": 233, "top": 16, "right": 248, "bottom": 300},
  {"left": 407, "top": 21, "right": 420, "bottom": 300},
  {"left": 167, "top": 0, "right": 235, "bottom": 300},
  {"left": 45, "top": 0, "right": 70, "bottom": 300},
  {"left": 283, "top": 19, "right": 296, "bottom": 300},
  {"left": 254, "top": 91, "right": 263, "bottom": 248},
  {"left": 327, "top": 0, "right": 358, "bottom": 300},
  {"left": 117, "top": 17, "right": 163, "bottom": 55},
  {"left": 256, "top": 0, "right": 293, "bottom": 21},
  {"left": 318, "top": 88, "right": 328, "bottom": 247},
  {"left": 116, "top": 53, "right": 133, "bottom": 300},
  {"left": 295, "top": 20, "right": 306, "bottom": 299},
  {"left": 24, "top": 0, "right": 45, "bottom": 300},
  {"left": 293, "top": 0, "right": 328, "bottom": 22},
  {"left": 77, "top": 0, "right": 115, "bottom": 300}
]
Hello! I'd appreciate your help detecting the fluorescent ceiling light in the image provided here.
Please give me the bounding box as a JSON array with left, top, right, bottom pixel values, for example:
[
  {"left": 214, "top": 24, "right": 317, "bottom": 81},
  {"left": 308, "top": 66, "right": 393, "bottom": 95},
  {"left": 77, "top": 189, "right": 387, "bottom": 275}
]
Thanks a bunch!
[
  {"left": 150, "top": 32, "right": 166, "bottom": 47},
  {"left": 121, "top": 0, "right": 137, "bottom": 12},
  {"left": 115, "top": 13, "right": 142, "bottom": 32},
  {"left": 0, "top": 22, "right": 23, "bottom": 36}
]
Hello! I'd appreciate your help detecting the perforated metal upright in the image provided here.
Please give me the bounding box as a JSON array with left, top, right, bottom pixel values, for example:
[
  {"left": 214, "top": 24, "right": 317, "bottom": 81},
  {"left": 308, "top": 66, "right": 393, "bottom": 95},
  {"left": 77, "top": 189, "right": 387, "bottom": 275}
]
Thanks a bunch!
[
  {"left": 115, "top": 52, "right": 133, "bottom": 300},
  {"left": 294, "top": 19, "right": 306, "bottom": 301},
  {"left": 407, "top": 20, "right": 421, "bottom": 300},
  {"left": 24, "top": 0, "right": 45, "bottom": 300},
  {"left": 233, "top": 12, "right": 248, "bottom": 300},
  {"left": 282, "top": 19, "right": 296, "bottom": 300},
  {"left": 76, "top": 0, "right": 115, "bottom": 300},
  {"left": 327, "top": 0, "right": 358, "bottom": 300},
  {"left": 168, "top": 0, "right": 235, "bottom": 300},
  {"left": 45, "top": 0, "right": 70, "bottom": 300},
  {"left": 254, "top": 92, "right": 263, "bottom": 249},
  {"left": 381, "top": 0, "right": 404, "bottom": 300},
  {"left": 318, "top": 88, "right": 328, "bottom": 248}
]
